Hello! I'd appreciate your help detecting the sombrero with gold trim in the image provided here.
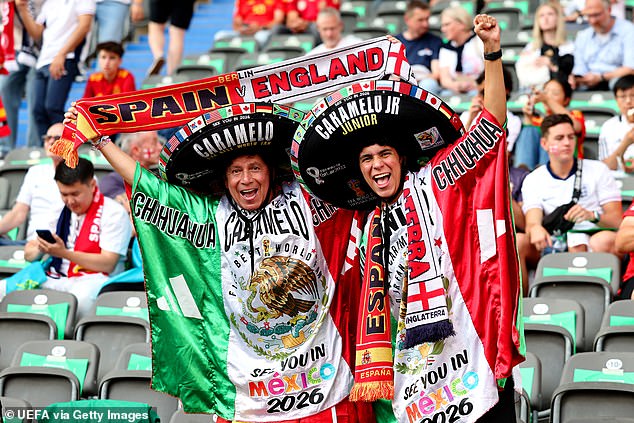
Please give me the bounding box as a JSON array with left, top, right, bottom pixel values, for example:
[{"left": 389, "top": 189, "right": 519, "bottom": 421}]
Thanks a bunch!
[
  {"left": 159, "top": 103, "right": 305, "bottom": 194},
  {"left": 291, "top": 80, "right": 465, "bottom": 210}
]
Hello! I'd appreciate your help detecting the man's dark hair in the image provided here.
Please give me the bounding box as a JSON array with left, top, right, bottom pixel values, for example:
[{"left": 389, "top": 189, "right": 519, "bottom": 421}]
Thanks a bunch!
[
  {"left": 541, "top": 113, "right": 573, "bottom": 137},
  {"left": 476, "top": 67, "right": 514, "bottom": 100},
  {"left": 96, "top": 41, "right": 124, "bottom": 58},
  {"left": 406, "top": 0, "right": 430, "bottom": 14},
  {"left": 55, "top": 158, "right": 95, "bottom": 186},
  {"left": 613, "top": 75, "right": 634, "bottom": 95}
]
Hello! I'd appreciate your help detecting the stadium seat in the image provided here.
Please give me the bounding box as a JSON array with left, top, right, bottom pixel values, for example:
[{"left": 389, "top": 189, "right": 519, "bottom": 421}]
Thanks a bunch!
[
  {"left": 356, "top": 16, "right": 403, "bottom": 34},
  {"left": 0, "top": 163, "right": 42, "bottom": 209},
  {"left": 340, "top": 10, "right": 359, "bottom": 34},
  {"left": 0, "top": 340, "right": 100, "bottom": 404},
  {"left": 532, "top": 252, "right": 620, "bottom": 351},
  {"left": 264, "top": 34, "right": 315, "bottom": 54},
  {"left": 523, "top": 297, "right": 585, "bottom": 353},
  {"left": 0, "top": 312, "right": 57, "bottom": 371},
  {"left": 4, "top": 147, "right": 47, "bottom": 163},
  {"left": 0, "top": 245, "right": 29, "bottom": 279},
  {"left": 100, "top": 344, "right": 178, "bottom": 422},
  {"left": 519, "top": 351, "right": 543, "bottom": 414},
  {"left": 213, "top": 36, "right": 258, "bottom": 54},
  {"left": 551, "top": 352, "right": 634, "bottom": 423},
  {"left": 174, "top": 65, "right": 217, "bottom": 80},
  {"left": 182, "top": 50, "right": 243, "bottom": 75},
  {"left": 353, "top": 27, "right": 389, "bottom": 39},
  {"left": 0, "top": 289, "right": 78, "bottom": 340},
  {"left": 74, "top": 291, "right": 150, "bottom": 382},
  {"left": 0, "top": 396, "right": 33, "bottom": 422},
  {"left": 234, "top": 51, "right": 302, "bottom": 72},
  {"left": 376, "top": 1, "right": 407, "bottom": 18},
  {"left": 594, "top": 300, "right": 634, "bottom": 352},
  {"left": 480, "top": 7, "right": 522, "bottom": 31},
  {"left": 340, "top": 1, "right": 374, "bottom": 19},
  {"left": 169, "top": 408, "right": 214, "bottom": 423}
]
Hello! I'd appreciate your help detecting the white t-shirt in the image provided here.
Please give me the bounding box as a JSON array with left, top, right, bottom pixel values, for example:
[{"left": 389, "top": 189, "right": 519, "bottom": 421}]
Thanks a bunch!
[
  {"left": 36, "top": 0, "right": 96, "bottom": 69},
  {"left": 59, "top": 196, "right": 132, "bottom": 276},
  {"left": 460, "top": 110, "right": 522, "bottom": 152},
  {"left": 438, "top": 35, "right": 484, "bottom": 79},
  {"left": 15, "top": 163, "right": 64, "bottom": 240},
  {"left": 307, "top": 35, "right": 363, "bottom": 55},
  {"left": 521, "top": 159, "right": 621, "bottom": 231},
  {"left": 598, "top": 114, "right": 634, "bottom": 169}
]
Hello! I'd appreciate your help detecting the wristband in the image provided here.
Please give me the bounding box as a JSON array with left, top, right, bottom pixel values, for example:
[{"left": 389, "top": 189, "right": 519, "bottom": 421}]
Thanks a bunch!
[
  {"left": 590, "top": 210, "right": 600, "bottom": 223},
  {"left": 483, "top": 50, "right": 503, "bottom": 61},
  {"left": 91, "top": 135, "right": 112, "bottom": 151}
]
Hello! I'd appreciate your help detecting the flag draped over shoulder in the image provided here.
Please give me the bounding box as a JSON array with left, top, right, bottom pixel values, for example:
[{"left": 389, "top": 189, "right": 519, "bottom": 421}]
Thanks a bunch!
[
  {"left": 428, "top": 109, "right": 525, "bottom": 383},
  {"left": 53, "top": 37, "right": 415, "bottom": 167},
  {"left": 131, "top": 165, "right": 236, "bottom": 416}
]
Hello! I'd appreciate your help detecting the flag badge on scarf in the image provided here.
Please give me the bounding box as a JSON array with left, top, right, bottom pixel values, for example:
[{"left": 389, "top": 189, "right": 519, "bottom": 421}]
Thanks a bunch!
[
  {"left": 188, "top": 116, "right": 206, "bottom": 133},
  {"left": 375, "top": 80, "right": 393, "bottom": 91},
  {"left": 256, "top": 104, "right": 273, "bottom": 114},
  {"left": 424, "top": 91, "right": 441, "bottom": 110},
  {"left": 311, "top": 99, "right": 328, "bottom": 117},
  {"left": 274, "top": 104, "right": 290, "bottom": 118},
  {"left": 326, "top": 89, "right": 344, "bottom": 105},
  {"left": 290, "top": 109, "right": 304, "bottom": 122}
]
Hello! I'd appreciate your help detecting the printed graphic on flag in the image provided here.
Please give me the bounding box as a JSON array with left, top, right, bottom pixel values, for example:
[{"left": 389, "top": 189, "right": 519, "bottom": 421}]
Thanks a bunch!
[
  {"left": 311, "top": 99, "right": 328, "bottom": 117},
  {"left": 301, "top": 113, "right": 315, "bottom": 128},
  {"left": 206, "top": 109, "right": 222, "bottom": 123},
  {"left": 291, "top": 140, "right": 300, "bottom": 158},
  {"left": 274, "top": 104, "right": 290, "bottom": 117},
  {"left": 326, "top": 89, "right": 344, "bottom": 105},
  {"left": 407, "top": 276, "right": 446, "bottom": 312},
  {"left": 188, "top": 116, "right": 206, "bottom": 133},
  {"left": 289, "top": 109, "right": 304, "bottom": 122},
  {"left": 166, "top": 135, "right": 181, "bottom": 152},
  {"left": 395, "top": 81, "right": 412, "bottom": 95},
  {"left": 424, "top": 91, "right": 441, "bottom": 110},
  {"left": 375, "top": 80, "right": 394, "bottom": 91},
  {"left": 387, "top": 43, "right": 409, "bottom": 78},
  {"left": 411, "top": 86, "right": 425, "bottom": 100}
]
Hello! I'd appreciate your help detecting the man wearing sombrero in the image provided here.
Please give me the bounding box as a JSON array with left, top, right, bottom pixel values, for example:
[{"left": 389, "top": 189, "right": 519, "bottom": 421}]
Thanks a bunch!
[
  {"left": 293, "top": 14, "right": 524, "bottom": 423},
  {"left": 65, "top": 105, "right": 374, "bottom": 422}
]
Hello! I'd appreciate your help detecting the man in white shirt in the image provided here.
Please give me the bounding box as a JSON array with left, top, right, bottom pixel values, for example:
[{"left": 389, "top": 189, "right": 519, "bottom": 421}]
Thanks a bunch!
[
  {"left": 599, "top": 75, "right": 634, "bottom": 172},
  {"left": 0, "top": 122, "right": 64, "bottom": 245},
  {"left": 523, "top": 114, "right": 622, "bottom": 253},
  {"left": 15, "top": 0, "right": 95, "bottom": 140},
  {"left": 307, "top": 8, "right": 361, "bottom": 55},
  {"left": 24, "top": 158, "right": 132, "bottom": 317}
]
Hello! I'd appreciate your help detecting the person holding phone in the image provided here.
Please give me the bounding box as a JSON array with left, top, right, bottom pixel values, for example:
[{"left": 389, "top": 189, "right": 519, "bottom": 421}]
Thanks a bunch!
[{"left": 24, "top": 158, "right": 132, "bottom": 317}]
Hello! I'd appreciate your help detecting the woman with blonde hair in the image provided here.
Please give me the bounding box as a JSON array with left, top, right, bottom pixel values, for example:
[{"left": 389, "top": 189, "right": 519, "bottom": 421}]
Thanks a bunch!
[
  {"left": 515, "top": 2, "right": 574, "bottom": 90},
  {"left": 438, "top": 5, "right": 484, "bottom": 95}
]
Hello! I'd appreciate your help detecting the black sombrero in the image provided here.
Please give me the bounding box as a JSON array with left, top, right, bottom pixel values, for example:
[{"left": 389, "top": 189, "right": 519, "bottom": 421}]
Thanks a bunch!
[
  {"left": 291, "top": 80, "right": 465, "bottom": 210},
  {"left": 159, "top": 103, "right": 305, "bottom": 195}
]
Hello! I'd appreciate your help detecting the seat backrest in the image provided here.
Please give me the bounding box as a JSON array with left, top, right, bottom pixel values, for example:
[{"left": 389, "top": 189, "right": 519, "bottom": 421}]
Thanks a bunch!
[
  {"left": 265, "top": 34, "right": 315, "bottom": 53},
  {"left": 0, "top": 312, "right": 57, "bottom": 371},
  {"left": 11, "top": 340, "right": 100, "bottom": 397},
  {"left": 530, "top": 275, "right": 611, "bottom": 352},
  {"left": 0, "top": 178, "right": 10, "bottom": 209},
  {"left": 114, "top": 343, "right": 151, "bottom": 371},
  {"left": 0, "top": 245, "right": 29, "bottom": 279},
  {"left": 0, "top": 395, "right": 33, "bottom": 422},
  {"left": 4, "top": 148, "right": 47, "bottom": 163},
  {"left": 594, "top": 300, "right": 634, "bottom": 352},
  {"left": 551, "top": 352, "right": 634, "bottom": 423},
  {"left": 535, "top": 252, "right": 620, "bottom": 295},
  {"left": 518, "top": 351, "right": 543, "bottom": 411},
  {"left": 0, "top": 366, "right": 80, "bottom": 408},
  {"left": 524, "top": 323, "right": 573, "bottom": 409},
  {"left": 0, "top": 167, "right": 29, "bottom": 209},
  {"left": 213, "top": 36, "right": 258, "bottom": 54},
  {"left": 0, "top": 289, "right": 77, "bottom": 339},
  {"left": 601, "top": 300, "right": 634, "bottom": 327},
  {"left": 523, "top": 297, "right": 585, "bottom": 353}
]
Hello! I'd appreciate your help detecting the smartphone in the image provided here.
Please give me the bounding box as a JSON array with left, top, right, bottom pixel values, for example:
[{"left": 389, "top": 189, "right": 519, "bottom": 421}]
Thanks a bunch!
[{"left": 36, "top": 229, "right": 56, "bottom": 243}]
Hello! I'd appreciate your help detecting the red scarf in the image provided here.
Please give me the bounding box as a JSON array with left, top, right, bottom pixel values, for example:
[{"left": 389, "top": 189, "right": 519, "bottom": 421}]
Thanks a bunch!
[
  {"left": 0, "top": 2, "right": 15, "bottom": 75},
  {"left": 349, "top": 207, "right": 394, "bottom": 401},
  {"left": 68, "top": 187, "right": 105, "bottom": 277}
]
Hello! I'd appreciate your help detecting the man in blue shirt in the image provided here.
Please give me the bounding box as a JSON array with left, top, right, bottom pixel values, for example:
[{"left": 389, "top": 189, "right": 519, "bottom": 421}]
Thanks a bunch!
[
  {"left": 570, "top": 0, "right": 634, "bottom": 90},
  {"left": 395, "top": 0, "right": 443, "bottom": 94}
]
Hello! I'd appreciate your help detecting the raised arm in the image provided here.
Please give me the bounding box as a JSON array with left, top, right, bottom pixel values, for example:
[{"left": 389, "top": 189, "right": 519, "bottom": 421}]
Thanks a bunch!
[
  {"left": 64, "top": 105, "right": 138, "bottom": 185},
  {"left": 474, "top": 14, "right": 505, "bottom": 126}
]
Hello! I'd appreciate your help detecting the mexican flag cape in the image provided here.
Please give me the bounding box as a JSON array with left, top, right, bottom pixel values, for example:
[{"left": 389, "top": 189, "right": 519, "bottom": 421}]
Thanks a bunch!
[
  {"left": 365, "top": 109, "right": 524, "bottom": 422},
  {"left": 131, "top": 165, "right": 365, "bottom": 421}
]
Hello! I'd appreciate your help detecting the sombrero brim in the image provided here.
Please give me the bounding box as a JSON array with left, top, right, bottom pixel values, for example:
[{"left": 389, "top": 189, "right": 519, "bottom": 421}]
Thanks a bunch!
[
  {"left": 159, "top": 103, "right": 305, "bottom": 195},
  {"left": 291, "top": 80, "right": 465, "bottom": 210}
]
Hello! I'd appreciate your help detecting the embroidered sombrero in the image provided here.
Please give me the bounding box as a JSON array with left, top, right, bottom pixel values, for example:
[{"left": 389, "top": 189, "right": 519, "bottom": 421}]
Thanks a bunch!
[
  {"left": 159, "top": 103, "right": 305, "bottom": 194},
  {"left": 291, "top": 80, "right": 465, "bottom": 210}
]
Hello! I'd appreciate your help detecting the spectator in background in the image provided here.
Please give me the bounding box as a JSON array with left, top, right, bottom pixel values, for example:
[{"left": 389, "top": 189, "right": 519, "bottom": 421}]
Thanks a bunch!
[
  {"left": 83, "top": 42, "right": 135, "bottom": 98},
  {"left": 24, "top": 158, "right": 132, "bottom": 317},
  {"left": 515, "top": 78, "right": 586, "bottom": 169},
  {"left": 95, "top": 0, "right": 130, "bottom": 44},
  {"left": 138, "top": 0, "right": 196, "bottom": 76},
  {"left": 522, "top": 114, "right": 622, "bottom": 255},
  {"left": 15, "top": 0, "right": 95, "bottom": 141},
  {"left": 276, "top": 0, "right": 339, "bottom": 41},
  {"left": 515, "top": 2, "right": 574, "bottom": 92},
  {"left": 100, "top": 130, "right": 162, "bottom": 210},
  {"left": 570, "top": 0, "right": 634, "bottom": 91},
  {"left": 394, "top": 0, "right": 443, "bottom": 93},
  {"left": 0, "top": 122, "right": 64, "bottom": 246},
  {"left": 214, "top": 0, "right": 285, "bottom": 49},
  {"left": 565, "top": 0, "right": 625, "bottom": 22},
  {"left": 461, "top": 68, "right": 522, "bottom": 153},
  {"left": 599, "top": 75, "right": 634, "bottom": 171},
  {"left": 0, "top": 0, "right": 43, "bottom": 154},
  {"left": 438, "top": 6, "right": 484, "bottom": 95},
  {"left": 307, "top": 8, "right": 360, "bottom": 54}
]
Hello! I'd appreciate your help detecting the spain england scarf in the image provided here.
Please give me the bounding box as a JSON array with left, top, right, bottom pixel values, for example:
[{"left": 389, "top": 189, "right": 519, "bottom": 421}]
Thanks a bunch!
[
  {"left": 351, "top": 176, "right": 454, "bottom": 401},
  {"left": 53, "top": 37, "right": 414, "bottom": 167}
]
